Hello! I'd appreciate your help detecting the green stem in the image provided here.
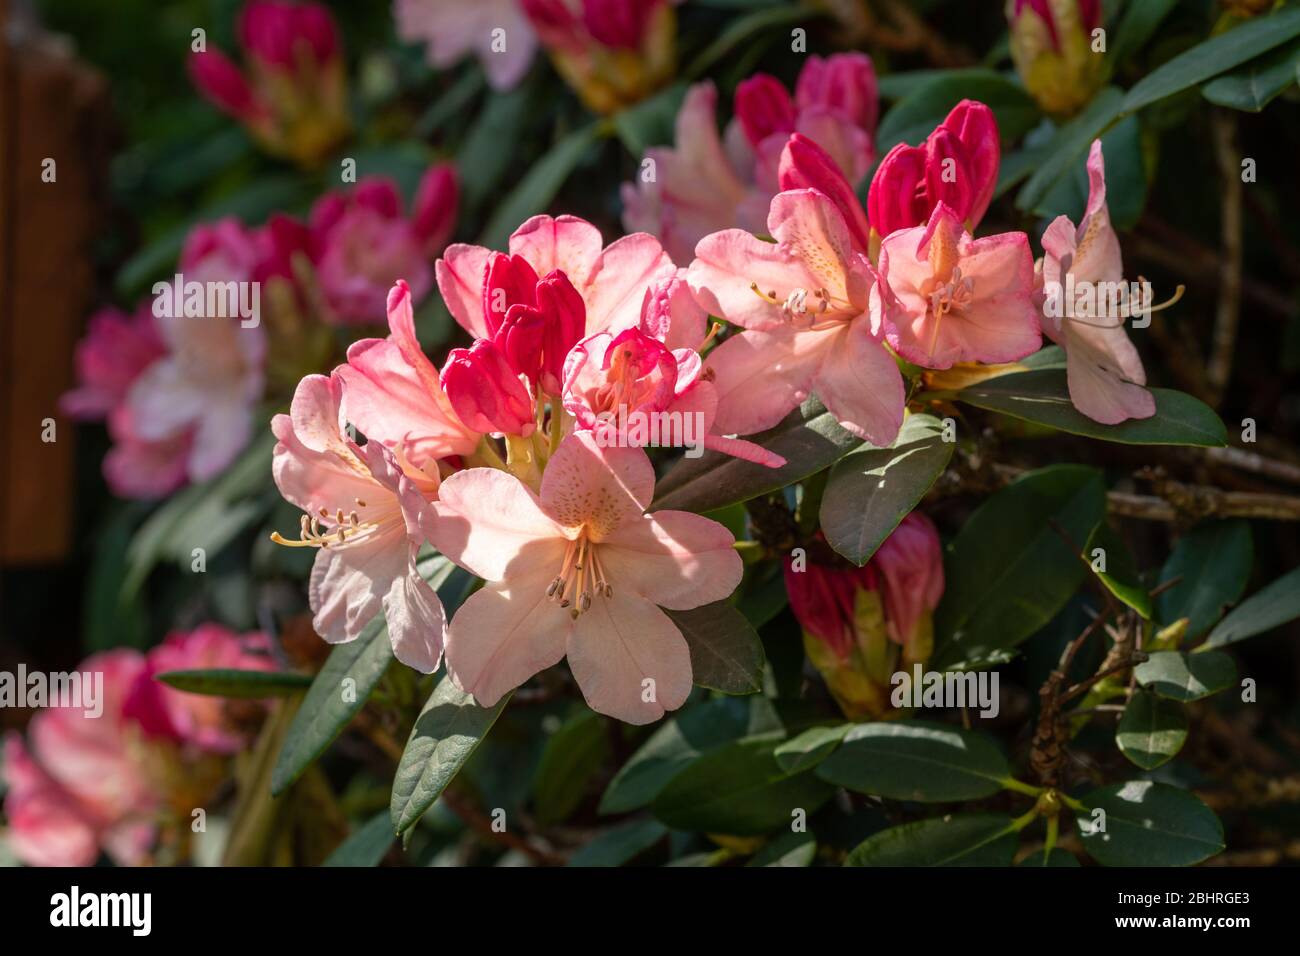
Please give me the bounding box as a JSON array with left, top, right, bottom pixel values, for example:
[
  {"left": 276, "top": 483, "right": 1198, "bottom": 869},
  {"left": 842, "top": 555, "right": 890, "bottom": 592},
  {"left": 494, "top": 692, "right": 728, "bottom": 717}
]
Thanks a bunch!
[{"left": 1001, "top": 777, "right": 1044, "bottom": 797}]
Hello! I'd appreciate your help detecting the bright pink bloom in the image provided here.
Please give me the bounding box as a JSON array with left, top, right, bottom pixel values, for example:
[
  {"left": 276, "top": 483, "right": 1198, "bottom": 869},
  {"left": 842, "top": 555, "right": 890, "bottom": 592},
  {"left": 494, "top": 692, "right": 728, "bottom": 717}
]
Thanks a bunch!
[
  {"left": 583, "top": 0, "right": 664, "bottom": 49},
  {"left": 688, "top": 189, "right": 905, "bottom": 446},
  {"left": 270, "top": 372, "right": 447, "bottom": 672},
  {"left": 126, "top": 219, "right": 266, "bottom": 483},
  {"left": 3, "top": 650, "right": 158, "bottom": 867},
  {"left": 394, "top": 0, "right": 539, "bottom": 91},
  {"left": 103, "top": 407, "right": 193, "bottom": 500},
  {"left": 637, "top": 269, "right": 707, "bottom": 353},
  {"left": 239, "top": 0, "right": 339, "bottom": 71},
  {"left": 434, "top": 432, "right": 742, "bottom": 723},
  {"left": 442, "top": 339, "right": 538, "bottom": 437},
  {"left": 623, "top": 54, "right": 878, "bottom": 265},
  {"left": 874, "top": 202, "right": 1040, "bottom": 369},
  {"left": 495, "top": 270, "right": 587, "bottom": 396},
  {"left": 128, "top": 625, "right": 276, "bottom": 755},
  {"left": 188, "top": 48, "right": 268, "bottom": 126},
  {"left": 778, "top": 133, "right": 872, "bottom": 256},
  {"left": 310, "top": 166, "right": 459, "bottom": 325},
  {"left": 60, "top": 304, "right": 166, "bottom": 421},
  {"left": 1038, "top": 140, "right": 1154, "bottom": 424},
  {"left": 872, "top": 512, "right": 944, "bottom": 648},
  {"left": 437, "top": 214, "right": 675, "bottom": 341},
  {"left": 867, "top": 100, "right": 1000, "bottom": 239},
  {"left": 334, "top": 281, "right": 482, "bottom": 465}
]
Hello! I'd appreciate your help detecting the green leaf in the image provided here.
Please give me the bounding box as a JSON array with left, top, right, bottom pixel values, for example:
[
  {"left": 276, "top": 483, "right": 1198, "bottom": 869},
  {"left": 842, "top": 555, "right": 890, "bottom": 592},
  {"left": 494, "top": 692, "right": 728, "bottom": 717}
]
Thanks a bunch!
[
  {"left": 665, "top": 602, "right": 765, "bottom": 694},
  {"left": 815, "top": 720, "right": 1011, "bottom": 802},
  {"left": 479, "top": 123, "right": 605, "bottom": 249},
  {"left": 271, "top": 557, "right": 460, "bottom": 796},
  {"left": 415, "top": 68, "right": 485, "bottom": 137},
  {"left": 598, "top": 697, "right": 762, "bottom": 815},
  {"left": 391, "top": 676, "right": 512, "bottom": 834},
  {"left": 747, "top": 830, "right": 816, "bottom": 867},
  {"left": 532, "top": 711, "right": 610, "bottom": 826},
  {"left": 1077, "top": 781, "right": 1224, "bottom": 866},
  {"left": 1017, "top": 87, "right": 1125, "bottom": 214},
  {"left": 932, "top": 465, "right": 1106, "bottom": 669},
  {"left": 321, "top": 812, "right": 394, "bottom": 867},
  {"left": 612, "top": 83, "right": 686, "bottom": 157},
  {"left": 1123, "top": 6, "right": 1300, "bottom": 114},
  {"left": 652, "top": 735, "right": 835, "bottom": 836},
  {"left": 566, "top": 818, "right": 668, "bottom": 867},
  {"left": 1203, "top": 566, "right": 1300, "bottom": 649},
  {"left": 155, "top": 669, "right": 312, "bottom": 699},
  {"left": 876, "top": 70, "right": 1040, "bottom": 155},
  {"left": 819, "top": 413, "right": 954, "bottom": 566},
  {"left": 651, "top": 398, "right": 860, "bottom": 513},
  {"left": 957, "top": 370, "right": 1227, "bottom": 447},
  {"left": 1202, "top": 38, "right": 1300, "bottom": 112},
  {"left": 1085, "top": 524, "right": 1152, "bottom": 619},
  {"left": 1135, "top": 650, "right": 1237, "bottom": 702},
  {"left": 1016, "top": 847, "right": 1081, "bottom": 867},
  {"left": 773, "top": 724, "right": 852, "bottom": 774},
  {"left": 1110, "top": 0, "right": 1180, "bottom": 67},
  {"left": 1156, "top": 520, "right": 1253, "bottom": 638},
  {"left": 845, "top": 814, "right": 1018, "bottom": 867},
  {"left": 458, "top": 84, "right": 537, "bottom": 212},
  {"left": 686, "top": 5, "right": 816, "bottom": 79},
  {"left": 1116, "top": 691, "right": 1188, "bottom": 770}
]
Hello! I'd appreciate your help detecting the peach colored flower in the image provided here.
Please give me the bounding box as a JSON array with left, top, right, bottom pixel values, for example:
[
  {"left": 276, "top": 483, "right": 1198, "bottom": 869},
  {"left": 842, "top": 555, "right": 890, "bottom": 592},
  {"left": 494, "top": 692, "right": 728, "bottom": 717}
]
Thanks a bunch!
[{"left": 434, "top": 432, "right": 742, "bottom": 723}]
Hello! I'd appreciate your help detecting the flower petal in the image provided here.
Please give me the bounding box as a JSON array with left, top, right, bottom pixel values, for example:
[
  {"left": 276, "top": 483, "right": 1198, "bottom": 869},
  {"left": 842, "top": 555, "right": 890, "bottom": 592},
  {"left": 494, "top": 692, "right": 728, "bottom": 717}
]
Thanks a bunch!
[
  {"left": 383, "top": 555, "right": 446, "bottom": 673},
  {"left": 599, "top": 511, "right": 743, "bottom": 609},
  {"left": 433, "top": 467, "right": 564, "bottom": 580},
  {"left": 509, "top": 214, "right": 604, "bottom": 288},
  {"left": 812, "top": 321, "right": 906, "bottom": 445},
  {"left": 704, "top": 325, "right": 833, "bottom": 435},
  {"left": 581, "top": 233, "right": 676, "bottom": 335},
  {"left": 539, "top": 432, "right": 655, "bottom": 537},
  {"left": 435, "top": 243, "right": 492, "bottom": 338}
]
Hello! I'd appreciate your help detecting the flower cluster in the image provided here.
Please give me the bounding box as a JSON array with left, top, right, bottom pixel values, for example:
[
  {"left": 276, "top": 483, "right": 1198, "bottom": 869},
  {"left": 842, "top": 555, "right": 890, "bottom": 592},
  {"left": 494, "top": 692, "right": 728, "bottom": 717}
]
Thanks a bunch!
[{"left": 3, "top": 626, "right": 273, "bottom": 867}]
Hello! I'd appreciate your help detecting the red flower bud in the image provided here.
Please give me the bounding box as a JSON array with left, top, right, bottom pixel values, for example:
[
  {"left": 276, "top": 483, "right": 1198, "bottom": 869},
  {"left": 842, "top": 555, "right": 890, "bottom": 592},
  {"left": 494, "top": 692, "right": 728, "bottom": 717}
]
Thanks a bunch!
[
  {"left": 238, "top": 0, "right": 339, "bottom": 71},
  {"left": 795, "top": 52, "right": 879, "bottom": 135},
  {"left": 778, "top": 133, "right": 872, "bottom": 256},
  {"left": 867, "top": 143, "right": 928, "bottom": 239},
  {"left": 533, "top": 271, "right": 587, "bottom": 395},
  {"left": 734, "top": 73, "right": 797, "bottom": 149},
  {"left": 188, "top": 48, "right": 265, "bottom": 124},
  {"left": 442, "top": 339, "right": 536, "bottom": 437},
  {"left": 411, "top": 164, "right": 459, "bottom": 257},
  {"left": 583, "top": 0, "right": 663, "bottom": 50},
  {"left": 481, "top": 253, "right": 540, "bottom": 337}
]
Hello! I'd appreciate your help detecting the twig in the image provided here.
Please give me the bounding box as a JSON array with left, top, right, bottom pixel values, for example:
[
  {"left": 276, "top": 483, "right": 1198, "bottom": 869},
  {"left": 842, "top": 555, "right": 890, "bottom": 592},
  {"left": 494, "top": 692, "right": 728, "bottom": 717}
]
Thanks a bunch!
[
  {"left": 1206, "top": 110, "right": 1243, "bottom": 405},
  {"left": 440, "top": 788, "right": 563, "bottom": 866},
  {"left": 1203, "top": 445, "right": 1300, "bottom": 487}
]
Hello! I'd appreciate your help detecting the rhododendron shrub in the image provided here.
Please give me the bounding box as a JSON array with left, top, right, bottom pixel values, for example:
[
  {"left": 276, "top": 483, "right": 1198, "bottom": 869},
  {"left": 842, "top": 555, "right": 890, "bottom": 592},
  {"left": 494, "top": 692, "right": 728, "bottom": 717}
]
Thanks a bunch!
[{"left": 13, "top": 0, "right": 1300, "bottom": 874}]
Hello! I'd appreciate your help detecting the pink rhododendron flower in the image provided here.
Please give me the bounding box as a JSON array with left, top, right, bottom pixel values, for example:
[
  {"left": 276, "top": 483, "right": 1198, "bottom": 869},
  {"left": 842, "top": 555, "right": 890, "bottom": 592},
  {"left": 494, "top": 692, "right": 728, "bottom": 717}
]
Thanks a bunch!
[
  {"left": 333, "top": 282, "right": 481, "bottom": 466},
  {"left": 310, "top": 166, "right": 459, "bottom": 325},
  {"left": 874, "top": 202, "right": 1040, "bottom": 369},
  {"left": 270, "top": 371, "right": 447, "bottom": 672},
  {"left": 394, "top": 0, "right": 539, "bottom": 91},
  {"left": 1038, "top": 140, "right": 1155, "bottom": 424},
  {"left": 688, "top": 188, "right": 905, "bottom": 446},
  {"left": 127, "top": 625, "right": 276, "bottom": 755},
  {"left": 867, "top": 100, "right": 1000, "bottom": 242},
  {"left": 102, "top": 407, "right": 194, "bottom": 500},
  {"left": 434, "top": 431, "right": 742, "bottom": 723},
  {"left": 622, "top": 53, "right": 878, "bottom": 264},
  {"left": 783, "top": 513, "right": 943, "bottom": 719},
  {"left": 437, "top": 214, "right": 674, "bottom": 341},
  {"left": 2, "top": 650, "right": 159, "bottom": 867},
  {"left": 189, "top": 0, "right": 350, "bottom": 166},
  {"left": 60, "top": 303, "right": 166, "bottom": 421},
  {"left": 126, "top": 219, "right": 266, "bottom": 483}
]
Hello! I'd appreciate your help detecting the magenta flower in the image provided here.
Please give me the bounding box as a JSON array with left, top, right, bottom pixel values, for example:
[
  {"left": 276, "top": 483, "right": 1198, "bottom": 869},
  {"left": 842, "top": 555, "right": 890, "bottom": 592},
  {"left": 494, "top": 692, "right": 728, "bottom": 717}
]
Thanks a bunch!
[
  {"left": 437, "top": 213, "right": 675, "bottom": 341},
  {"left": 622, "top": 53, "right": 878, "bottom": 265},
  {"left": 434, "top": 431, "right": 742, "bottom": 723},
  {"left": 310, "top": 166, "right": 460, "bottom": 325},
  {"left": 60, "top": 303, "right": 166, "bottom": 422},
  {"left": 1038, "top": 140, "right": 1155, "bottom": 424},
  {"left": 3, "top": 650, "right": 159, "bottom": 867},
  {"left": 270, "top": 372, "right": 447, "bottom": 672},
  {"left": 394, "top": 0, "right": 539, "bottom": 91},
  {"left": 687, "top": 188, "right": 905, "bottom": 446},
  {"left": 874, "top": 202, "right": 1040, "bottom": 369}
]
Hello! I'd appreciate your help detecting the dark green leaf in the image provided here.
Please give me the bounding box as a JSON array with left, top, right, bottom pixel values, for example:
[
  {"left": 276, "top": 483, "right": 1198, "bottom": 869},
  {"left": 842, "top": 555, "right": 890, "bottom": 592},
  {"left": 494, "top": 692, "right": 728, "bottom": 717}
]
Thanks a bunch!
[
  {"left": 1077, "top": 781, "right": 1223, "bottom": 866},
  {"left": 458, "top": 85, "right": 537, "bottom": 212},
  {"left": 1116, "top": 690, "right": 1188, "bottom": 770},
  {"left": 1156, "top": 520, "right": 1253, "bottom": 637},
  {"left": 651, "top": 398, "right": 860, "bottom": 513},
  {"left": 773, "top": 724, "right": 851, "bottom": 774},
  {"left": 652, "top": 735, "right": 835, "bottom": 835},
  {"left": 1016, "top": 847, "right": 1081, "bottom": 867},
  {"left": 819, "top": 413, "right": 954, "bottom": 566},
  {"left": 532, "top": 711, "right": 610, "bottom": 826},
  {"left": 845, "top": 814, "right": 1017, "bottom": 867},
  {"left": 155, "top": 668, "right": 312, "bottom": 699},
  {"left": 612, "top": 83, "right": 686, "bottom": 157},
  {"left": 932, "top": 466, "right": 1106, "bottom": 669},
  {"left": 1202, "top": 38, "right": 1300, "bottom": 112},
  {"left": 666, "top": 602, "right": 765, "bottom": 694},
  {"left": 566, "top": 818, "right": 668, "bottom": 867},
  {"left": 321, "top": 812, "right": 393, "bottom": 867},
  {"left": 1135, "top": 650, "right": 1237, "bottom": 702},
  {"left": 391, "top": 676, "right": 512, "bottom": 834},
  {"left": 815, "top": 720, "right": 1011, "bottom": 802},
  {"left": 1110, "top": 0, "right": 1180, "bottom": 67},
  {"left": 876, "top": 70, "right": 1040, "bottom": 154},
  {"left": 957, "top": 370, "right": 1227, "bottom": 447},
  {"left": 1203, "top": 566, "right": 1300, "bottom": 649},
  {"left": 686, "top": 5, "right": 816, "bottom": 79},
  {"left": 1017, "top": 87, "right": 1124, "bottom": 214},
  {"left": 1123, "top": 6, "right": 1300, "bottom": 113},
  {"left": 1085, "top": 524, "right": 1152, "bottom": 619},
  {"left": 747, "top": 830, "right": 816, "bottom": 867}
]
